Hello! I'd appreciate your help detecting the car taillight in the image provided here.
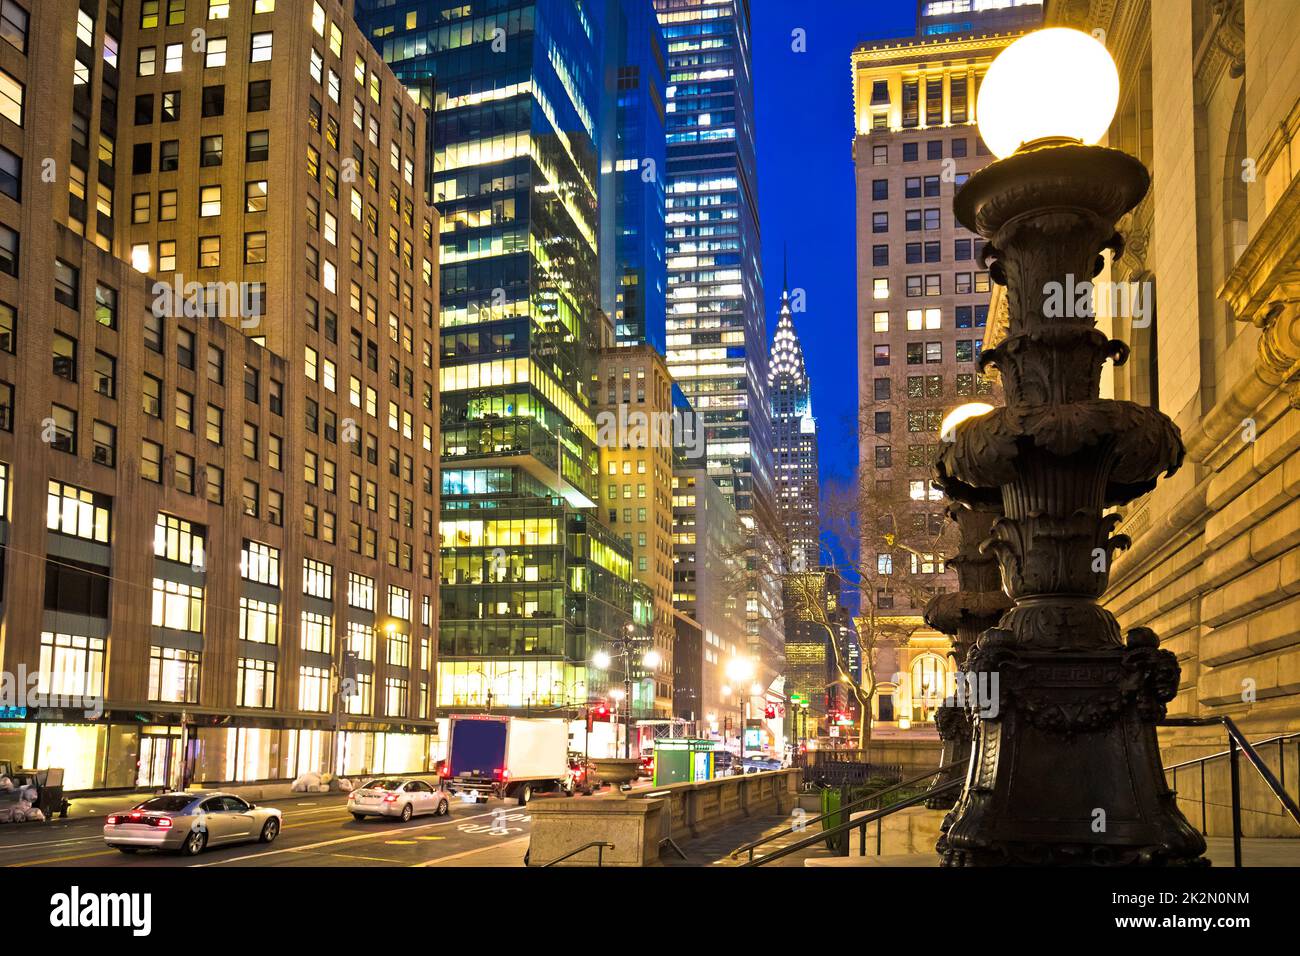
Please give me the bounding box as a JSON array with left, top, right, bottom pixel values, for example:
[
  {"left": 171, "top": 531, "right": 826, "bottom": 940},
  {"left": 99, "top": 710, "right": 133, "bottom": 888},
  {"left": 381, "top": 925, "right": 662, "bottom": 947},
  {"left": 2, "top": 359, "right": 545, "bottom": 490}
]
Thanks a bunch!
[
  {"left": 494, "top": 767, "right": 504, "bottom": 780},
  {"left": 106, "top": 815, "right": 119, "bottom": 825},
  {"left": 383, "top": 792, "right": 399, "bottom": 803},
  {"left": 155, "top": 817, "right": 173, "bottom": 829}
]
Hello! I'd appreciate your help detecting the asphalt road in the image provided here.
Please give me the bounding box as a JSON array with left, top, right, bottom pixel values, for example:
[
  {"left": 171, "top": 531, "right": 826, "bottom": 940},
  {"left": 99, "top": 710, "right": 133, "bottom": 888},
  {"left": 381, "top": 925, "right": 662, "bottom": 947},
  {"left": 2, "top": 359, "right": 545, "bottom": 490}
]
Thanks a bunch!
[{"left": 0, "top": 791, "right": 537, "bottom": 868}]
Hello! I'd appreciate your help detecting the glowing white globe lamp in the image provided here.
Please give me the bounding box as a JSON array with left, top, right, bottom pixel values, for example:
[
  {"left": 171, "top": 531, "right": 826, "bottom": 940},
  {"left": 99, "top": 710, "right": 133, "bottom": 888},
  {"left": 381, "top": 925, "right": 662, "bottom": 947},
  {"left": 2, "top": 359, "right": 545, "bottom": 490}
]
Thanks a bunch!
[
  {"left": 939, "top": 402, "right": 995, "bottom": 443},
  {"left": 976, "top": 28, "right": 1120, "bottom": 159}
]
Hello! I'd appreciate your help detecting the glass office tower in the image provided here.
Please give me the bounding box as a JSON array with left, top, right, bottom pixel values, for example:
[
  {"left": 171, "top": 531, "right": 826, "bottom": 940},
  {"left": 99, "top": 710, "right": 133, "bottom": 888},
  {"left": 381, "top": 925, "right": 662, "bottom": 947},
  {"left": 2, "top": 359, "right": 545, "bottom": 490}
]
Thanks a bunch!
[
  {"left": 355, "top": 0, "right": 634, "bottom": 713},
  {"left": 653, "top": 0, "right": 783, "bottom": 682},
  {"left": 603, "top": 0, "right": 668, "bottom": 350}
]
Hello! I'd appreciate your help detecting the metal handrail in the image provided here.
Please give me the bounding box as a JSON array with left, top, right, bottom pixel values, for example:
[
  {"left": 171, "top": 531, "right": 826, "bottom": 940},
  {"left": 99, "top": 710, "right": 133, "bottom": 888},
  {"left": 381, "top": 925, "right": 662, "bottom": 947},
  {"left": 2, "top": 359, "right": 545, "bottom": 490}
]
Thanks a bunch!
[
  {"left": 539, "top": 840, "right": 615, "bottom": 867},
  {"left": 1161, "top": 716, "right": 1300, "bottom": 867},
  {"left": 730, "top": 759, "right": 968, "bottom": 862},
  {"left": 740, "top": 781, "right": 962, "bottom": 867}
]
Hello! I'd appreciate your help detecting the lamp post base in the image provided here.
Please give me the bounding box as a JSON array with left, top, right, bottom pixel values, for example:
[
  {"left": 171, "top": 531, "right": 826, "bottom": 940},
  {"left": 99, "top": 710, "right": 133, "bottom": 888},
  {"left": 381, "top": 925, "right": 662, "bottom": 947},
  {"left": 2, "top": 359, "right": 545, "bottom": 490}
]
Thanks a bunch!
[{"left": 941, "top": 632, "right": 1206, "bottom": 866}]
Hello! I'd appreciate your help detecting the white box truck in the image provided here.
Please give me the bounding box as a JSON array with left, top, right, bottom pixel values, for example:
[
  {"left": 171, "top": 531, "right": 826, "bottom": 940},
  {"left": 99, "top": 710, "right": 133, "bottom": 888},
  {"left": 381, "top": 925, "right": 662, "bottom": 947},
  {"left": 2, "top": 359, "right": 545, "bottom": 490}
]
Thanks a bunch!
[{"left": 443, "top": 716, "right": 573, "bottom": 805}]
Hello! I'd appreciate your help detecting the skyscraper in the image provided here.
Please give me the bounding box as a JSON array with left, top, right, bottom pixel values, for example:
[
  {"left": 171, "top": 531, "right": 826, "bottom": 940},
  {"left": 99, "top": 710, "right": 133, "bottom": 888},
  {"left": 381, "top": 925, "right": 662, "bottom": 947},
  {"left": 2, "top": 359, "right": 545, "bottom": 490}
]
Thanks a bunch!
[
  {"left": 654, "top": 0, "right": 782, "bottom": 685},
  {"left": 354, "top": 0, "right": 636, "bottom": 713},
  {"left": 603, "top": 0, "right": 668, "bottom": 350},
  {"left": 850, "top": 0, "right": 1037, "bottom": 735},
  {"left": 767, "top": 273, "right": 819, "bottom": 574}
]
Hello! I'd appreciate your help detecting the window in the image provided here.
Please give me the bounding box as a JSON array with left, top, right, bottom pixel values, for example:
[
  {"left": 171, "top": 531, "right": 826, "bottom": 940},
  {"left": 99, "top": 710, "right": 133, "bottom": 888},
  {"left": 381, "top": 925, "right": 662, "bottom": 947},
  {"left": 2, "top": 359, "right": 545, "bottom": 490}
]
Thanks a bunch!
[
  {"left": 0, "top": 68, "right": 21, "bottom": 127},
  {"left": 0, "top": 145, "right": 18, "bottom": 200},
  {"left": 872, "top": 179, "right": 888, "bottom": 201},
  {"left": 46, "top": 480, "right": 110, "bottom": 542},
  {"left": 38, "top": 633, "right": 105, "bottom": 701},
  {"left": 132, "top": 193, "right": 150, "bottom": 223},
  {"left": 239, "top": 597, "right": 279, "bottom": 645},
  {"left": 204, "top": 403, "right": 222, "bottom": 444},
  {"left": 54, "top": 259, "right": 79, "bottom": 309},
  {"left": 237, "top": 658, "right": 275, "bottom": 708},
  {"left": 244, "top": 231, "right": 267, "bottom": 264},
  {"left": 175, "top": 452, "right": 194, "bottom": 493},
  {"left": 175, "top": 389, "right": 193, "bottom": 432},
  {"left": 348, "top": 572, "right": 375, "bottom": 610},
  {"left": 152, "top": 578, "right": 203, "bottom": 631},
  {"left": 149, "top": 646, "right": 199, "bottom": 703},
  {"left": 246, "top": 129, "right": 268, "bottom": 162},
  {"left": 241, "top": 540, "right": 279, "bottom": 586},
  {"left": 300, "top": 612, "right": 332, "bottom": 654},
  {"left": 248, "top": 79, "right": 270, "bottom": 111},
  {"left": 250, "top": 32, "right": 272, "bottom": 63},
  {"left": 94, "top": 283, "right": 117, "bottom": 328},
  {"left": 93, "top": 351, "right": 115, "bottom": 398},
  {"left": 245, "top": 180, "right": 268, "bottom": 212},
  {"left": 198, "top": 235, "right": 220, "bottom": 268},
  {"left": 200, "top": 185, "right": 221, "bottom": 216},
  {"left": 52, "top": 331, "right": 76, "bottom": 380},
  {"left": 159, "top": 189, "right": 177, "bottom": 221},
  {"left": 903, "top": 142, "right": 918, "bottom": 162},
  {"left": 303, "top": 558, "right": 332, "bottom": 599},
  {"left": 159, "top": 140, "right": 178, "bottom": 171},
  {"left": 0, "top": 300, "right": 12, "bottom": 352},
  {"left": 873, "top": 311, "right": 889, "bottom": 333},
  {"left": 205, "top": 464, "right": 223, "bottom": 503},
  {"left": 142, "top": 374, "right": 162, "bottom": 416},
  {"left": 0, "top": 223, "right": 15, "bottom": 275},
  {"left": 200, "top": 134, "right": 222, "bottom": 166},
  {"left": 142, "top": 439, "right": 162, "bottom": 482},
  {"left": 0, "top": 1, "right": 28, "bottom": 55},
  {"left": 137, "top": 47, "right": 156, "bottom": 77},
  {"left": 164, "top": 43, "right": 182, "bottom": 73},
  {"left": 298, "top": 666, "right": 329, "bottom": 712},
  {"left": 91, "top": 421, "right": 115, "bottom": 466},
  {"left": 204, "top": 36, "right": 226, "bottom": 67}
]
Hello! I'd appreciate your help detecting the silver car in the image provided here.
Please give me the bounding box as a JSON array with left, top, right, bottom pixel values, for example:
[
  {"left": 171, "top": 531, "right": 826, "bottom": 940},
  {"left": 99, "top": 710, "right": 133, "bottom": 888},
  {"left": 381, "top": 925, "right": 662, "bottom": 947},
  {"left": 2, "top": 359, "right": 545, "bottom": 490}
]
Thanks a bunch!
[
  {"left": 103, "top": 792, "right": 282, "bottom": 856},
  {"left": 348, "top": 778, "right": 450, "bottom": 821}
]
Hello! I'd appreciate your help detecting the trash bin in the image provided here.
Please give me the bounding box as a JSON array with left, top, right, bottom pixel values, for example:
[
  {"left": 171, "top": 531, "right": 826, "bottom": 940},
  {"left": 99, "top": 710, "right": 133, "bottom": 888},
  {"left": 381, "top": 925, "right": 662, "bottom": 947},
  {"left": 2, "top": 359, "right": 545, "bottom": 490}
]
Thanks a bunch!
[{"left": 35, "top": 769, "right": 70, "bottom": 821}]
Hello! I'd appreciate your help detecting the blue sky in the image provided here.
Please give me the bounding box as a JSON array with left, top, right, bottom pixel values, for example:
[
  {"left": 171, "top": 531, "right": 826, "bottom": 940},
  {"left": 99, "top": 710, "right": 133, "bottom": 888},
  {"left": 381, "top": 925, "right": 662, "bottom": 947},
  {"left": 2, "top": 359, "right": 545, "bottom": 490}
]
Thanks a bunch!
[{"left": 753, "top": 0, "right": 916, "bottom": 486}]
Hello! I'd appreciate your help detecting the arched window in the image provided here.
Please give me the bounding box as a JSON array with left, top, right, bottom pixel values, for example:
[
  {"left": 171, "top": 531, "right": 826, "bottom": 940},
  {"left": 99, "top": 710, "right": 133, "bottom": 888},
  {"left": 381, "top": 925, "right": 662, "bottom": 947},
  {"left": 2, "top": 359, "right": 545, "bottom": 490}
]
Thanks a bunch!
[
  {"left": 1222, "top": 85, "right": 1249, "bottom": 348},
  {"left": 910, "top": 654, "right": 948, "bottom": 720}
]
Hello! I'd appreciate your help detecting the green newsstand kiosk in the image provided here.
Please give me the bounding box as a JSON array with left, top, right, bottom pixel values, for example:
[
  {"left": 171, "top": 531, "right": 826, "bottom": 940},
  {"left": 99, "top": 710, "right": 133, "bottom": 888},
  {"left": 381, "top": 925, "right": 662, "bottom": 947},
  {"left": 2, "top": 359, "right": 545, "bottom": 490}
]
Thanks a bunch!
[{"left": 652, "top": 738, "right": 719, "bottom": 785}]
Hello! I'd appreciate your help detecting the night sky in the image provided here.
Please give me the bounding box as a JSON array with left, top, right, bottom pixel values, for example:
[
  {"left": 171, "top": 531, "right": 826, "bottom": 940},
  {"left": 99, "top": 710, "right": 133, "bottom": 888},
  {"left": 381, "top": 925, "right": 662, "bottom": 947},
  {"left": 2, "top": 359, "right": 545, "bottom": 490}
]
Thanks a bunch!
[{"left": 753, "top": 0, "right": 916, "bottom": 488}]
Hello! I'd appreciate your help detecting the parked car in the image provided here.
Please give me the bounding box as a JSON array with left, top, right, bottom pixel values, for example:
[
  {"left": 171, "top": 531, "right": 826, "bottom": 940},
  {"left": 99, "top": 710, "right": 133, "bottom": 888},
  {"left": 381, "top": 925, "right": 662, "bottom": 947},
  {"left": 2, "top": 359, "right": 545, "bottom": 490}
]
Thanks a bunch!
[
  {"left": 348, "top": 778, "right": 451, "bottom": 821},
  {"left": 103, "top": 792, "right": 281, "bottom": 856}
]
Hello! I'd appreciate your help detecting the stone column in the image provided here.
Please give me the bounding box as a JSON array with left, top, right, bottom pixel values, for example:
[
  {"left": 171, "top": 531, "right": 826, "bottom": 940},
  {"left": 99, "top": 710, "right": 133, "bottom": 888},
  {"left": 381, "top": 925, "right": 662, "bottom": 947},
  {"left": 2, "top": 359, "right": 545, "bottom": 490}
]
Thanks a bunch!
[{"left": 934, "top": 143, "right": 1206, "bottom": 866}]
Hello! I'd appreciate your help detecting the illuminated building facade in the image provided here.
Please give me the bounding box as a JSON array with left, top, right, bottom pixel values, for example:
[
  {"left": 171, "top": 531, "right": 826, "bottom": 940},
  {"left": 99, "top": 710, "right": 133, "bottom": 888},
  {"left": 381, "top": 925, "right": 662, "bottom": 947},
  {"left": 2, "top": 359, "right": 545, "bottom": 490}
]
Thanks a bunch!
[
  {"left": 671, "top": 453, "right": 744, "bottom": 746},
  {"left": 850, "top": 3, "right": 1035, "bottom": 735},
  {"left": 767, "top": 278, "right": 819, "bottom": 574},
  {"left": 604, "top": 0, "right": 668, "bottom": 350},
  {"left": 355, "top": 0, "right": 636, "bottom": 712},
  {"left": 593, "top": 344, "right": 676, "bottom": 716},
  {"left": 0, "top": 0, "right": 443, "bottom": 791},
  {"left": 654, "top": 0, "right": 782, "bottom": 694}
]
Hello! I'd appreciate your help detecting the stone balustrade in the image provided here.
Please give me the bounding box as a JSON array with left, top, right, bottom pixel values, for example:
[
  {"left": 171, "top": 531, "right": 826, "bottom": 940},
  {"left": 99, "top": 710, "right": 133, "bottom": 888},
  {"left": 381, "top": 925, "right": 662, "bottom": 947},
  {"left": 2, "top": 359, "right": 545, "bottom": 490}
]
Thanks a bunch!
[{"left": 527, "top": 768, "right": 800, "bottom": 867}]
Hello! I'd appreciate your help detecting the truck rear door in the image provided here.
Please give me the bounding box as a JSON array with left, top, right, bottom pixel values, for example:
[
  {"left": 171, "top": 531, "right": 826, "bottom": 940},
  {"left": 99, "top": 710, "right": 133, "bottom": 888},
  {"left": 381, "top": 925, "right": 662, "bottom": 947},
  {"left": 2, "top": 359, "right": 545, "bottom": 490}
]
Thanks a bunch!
[{"left": 448, "top": 718, "right": 508, "bottom": 783}]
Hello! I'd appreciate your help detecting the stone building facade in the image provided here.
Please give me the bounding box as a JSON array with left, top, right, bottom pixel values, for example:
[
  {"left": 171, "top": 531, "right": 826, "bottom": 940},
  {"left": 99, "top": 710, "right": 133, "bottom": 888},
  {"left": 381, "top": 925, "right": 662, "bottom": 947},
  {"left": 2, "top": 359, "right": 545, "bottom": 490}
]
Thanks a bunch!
[{"left": 1034, "top": 0, "right": 1300, "bottom": 835}]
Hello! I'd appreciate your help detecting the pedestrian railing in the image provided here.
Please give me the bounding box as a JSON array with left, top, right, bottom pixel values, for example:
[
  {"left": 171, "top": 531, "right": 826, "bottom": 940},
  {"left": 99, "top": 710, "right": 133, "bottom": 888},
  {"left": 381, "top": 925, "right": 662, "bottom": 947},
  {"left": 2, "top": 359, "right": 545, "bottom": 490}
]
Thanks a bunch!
[
  {"left": 738, "top": 780, "right": 963, "bottom": 867},
  {"left": 539, "top": 840, "right": 615, "bottom": 867},
  {"left": 1161, "top": 716, "right": 1300, "bottom": 867},
  {"left": 730, "top": 759, "right": 968, "bottom": 863}
]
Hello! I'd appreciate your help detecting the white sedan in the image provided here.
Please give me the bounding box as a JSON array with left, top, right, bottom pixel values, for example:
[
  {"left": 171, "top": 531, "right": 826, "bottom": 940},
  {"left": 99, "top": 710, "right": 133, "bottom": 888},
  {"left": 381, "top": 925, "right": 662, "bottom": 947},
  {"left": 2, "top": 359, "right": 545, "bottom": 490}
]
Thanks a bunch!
[{"left": 348, "top": 778, "right": 450, "bottom": 822}]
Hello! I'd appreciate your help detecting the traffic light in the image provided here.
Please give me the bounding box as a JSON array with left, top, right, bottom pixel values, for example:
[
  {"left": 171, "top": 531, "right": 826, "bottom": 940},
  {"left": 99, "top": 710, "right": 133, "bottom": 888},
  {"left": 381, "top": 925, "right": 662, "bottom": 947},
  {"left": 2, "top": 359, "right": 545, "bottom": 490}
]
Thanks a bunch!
[{"left": 587, "top": 701, "right": 611, "bottom": 730}]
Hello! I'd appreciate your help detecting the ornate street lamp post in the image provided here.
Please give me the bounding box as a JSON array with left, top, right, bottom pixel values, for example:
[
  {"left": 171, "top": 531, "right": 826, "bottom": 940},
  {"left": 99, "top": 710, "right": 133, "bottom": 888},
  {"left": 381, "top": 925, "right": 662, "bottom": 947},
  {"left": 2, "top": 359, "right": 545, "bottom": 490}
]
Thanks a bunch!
[
  {"left": 934, "top": 29, "right": 1205, "bottom": 865},
  {"left": 924, "top": 404, "right": 1012, "bottom": 815}
]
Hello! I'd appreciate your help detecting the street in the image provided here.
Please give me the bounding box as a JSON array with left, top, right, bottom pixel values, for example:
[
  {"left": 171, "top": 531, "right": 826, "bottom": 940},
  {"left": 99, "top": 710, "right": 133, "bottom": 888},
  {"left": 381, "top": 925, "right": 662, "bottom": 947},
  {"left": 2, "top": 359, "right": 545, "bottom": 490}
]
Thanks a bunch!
[{"left": 0, "top": 792, "right": 537, "bottom": 868}]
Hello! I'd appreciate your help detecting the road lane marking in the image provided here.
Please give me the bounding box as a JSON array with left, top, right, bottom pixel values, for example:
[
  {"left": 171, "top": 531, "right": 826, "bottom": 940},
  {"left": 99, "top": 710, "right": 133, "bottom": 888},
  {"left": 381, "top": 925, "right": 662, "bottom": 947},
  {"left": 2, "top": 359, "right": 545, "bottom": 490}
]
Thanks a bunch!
[
  {"left": 9, "top": 848, "right": 120, "bottom": 867},
  {"left": 190, "top": 808, "right": 504, "bottom": 867},
  {"left": 385, "top": 840, "right": 418, "bottom": 845},
  {"left": 332, "top": 853, "right": 402, "bottom": 863},
  {"left": 411, "top": 835, "right": 530, "bottom": 867}
]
